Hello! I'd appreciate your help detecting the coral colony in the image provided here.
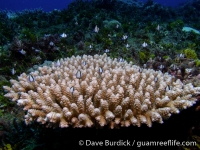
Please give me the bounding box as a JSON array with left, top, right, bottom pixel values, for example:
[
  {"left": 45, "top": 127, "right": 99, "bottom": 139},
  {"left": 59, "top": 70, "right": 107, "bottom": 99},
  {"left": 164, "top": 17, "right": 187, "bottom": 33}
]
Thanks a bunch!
[{"left": 3, "top": 54, "right": 199, "bottom": 128}]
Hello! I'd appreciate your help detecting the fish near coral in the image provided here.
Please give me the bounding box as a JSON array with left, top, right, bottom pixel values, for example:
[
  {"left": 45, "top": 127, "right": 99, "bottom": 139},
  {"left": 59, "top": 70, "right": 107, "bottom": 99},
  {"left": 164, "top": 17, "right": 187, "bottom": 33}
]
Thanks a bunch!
[
  {"left": 94, "top": 25, "right": 99, "bottom": 33},
  {"left": 11, "top": 68, "right": 16, "bottom": 75},
  {"left": 3, "top": 54, "right": 200, "bottom": 129},
  {"left": 60, "top": 33, "right": 67, "bottom": 38},
  {"left": 142, "top": 42, "right": 148, "bottom": 48},
  {"left": 19, "top": 49, "right": 26, "bottom": 55}
]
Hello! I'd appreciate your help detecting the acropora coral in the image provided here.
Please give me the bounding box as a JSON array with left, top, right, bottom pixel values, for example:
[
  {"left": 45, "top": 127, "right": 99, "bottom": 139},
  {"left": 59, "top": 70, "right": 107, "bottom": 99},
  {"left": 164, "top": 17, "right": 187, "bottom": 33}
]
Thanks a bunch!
[{"left": 3, "top": 54, "right": 200, "bottom": 128}]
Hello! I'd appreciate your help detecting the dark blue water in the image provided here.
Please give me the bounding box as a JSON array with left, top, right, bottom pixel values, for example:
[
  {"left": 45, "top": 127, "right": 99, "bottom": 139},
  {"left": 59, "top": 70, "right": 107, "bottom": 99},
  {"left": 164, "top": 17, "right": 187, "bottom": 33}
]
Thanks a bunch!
[
  {"left": 141, "top": 0, "right": 187, "bottom": 7},
  {"left": 0, "top": 0, "right": 189, "bottom": 12},
  {"left": 0, "top": 0, "right": 73, "bottom": 12}
]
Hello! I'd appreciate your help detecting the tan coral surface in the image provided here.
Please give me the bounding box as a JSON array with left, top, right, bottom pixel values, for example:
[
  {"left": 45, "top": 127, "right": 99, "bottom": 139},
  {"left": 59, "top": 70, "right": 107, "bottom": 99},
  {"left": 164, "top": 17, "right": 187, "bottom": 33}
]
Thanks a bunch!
[{"left": 3, "top": 54, "right": 199, "bottom": 128}]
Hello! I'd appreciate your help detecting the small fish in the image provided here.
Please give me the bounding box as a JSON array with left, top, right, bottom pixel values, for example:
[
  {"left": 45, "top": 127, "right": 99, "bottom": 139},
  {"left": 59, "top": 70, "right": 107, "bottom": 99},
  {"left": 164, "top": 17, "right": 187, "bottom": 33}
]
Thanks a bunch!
[
  {"left": 70, "top": 86, "right": 74, "bottom": 94},
  {"left": 60, "top": 33, "right": 67, "bottom": 38},
  {"left": 138, "top": 68, "right": 143, "bottom": 73},
  {"left": 19, "top": 49, "right": 26, "bottom": 55},
  {"left": 76, "top": 70, "right": 82, "bottom": 79},
  {"left": 158, "top": 56, "right": 162, "bottom": 61},
  {"left": 99, "top": 67, "right": 103, "bottom": 74},
  {"left": 116, "top": 24, "right": 119, "bottom": 28},
  {"left": 178, "top": 53, "right": 185, "bottom": 58},
  {"left": 143, "top": 64, "right": 147, "bottom": 68},
  {"left": 82, "top": 61, "right": 87, "bottom": 66},
  {"left": 126, "top": 43, "right": 130, "bottom": 48},
  {"left": 173, "top": 65, "right": 176, "bottom": 70},
  {"left": 75, "top": 21, "right": 78, "bottom": 25},
  {"left": 118, "top": 57, "right": 124, "bottom": 62},
  {"left": 34, "top": 49, "right": 41, "bottom": 53},
  {"left": 142, "top": 42, "right": 148, "bottom": 48},
  {"left": 32, "top": 47, "right": 40, "bottom": 53},
  {"left": 154, "top": 77, "right": 158, "bottom": 82},
  {"left": 49, "top": 41, "right": 54, "bottom": 46},
  {"left": 56, "top": 60, "right": 60, "bottom": 67},
  {"left": 94, "top": 25, "right": 99, "bottom": 33},
  {"left": 104, "top": 49, "right": 110, "bottom": 53},
  {"left": 171, "top": 64, "right": 176, "bottom": 70},
  {"left": 156, "top": 24, "right": 160, "bottom": 31},
  {"left": 185, "top": 68, "right": 192, "bottom": 74},
  {"left": 11, "top": 68, "right": 16, "bottom": 75},
  {"left": 159, "top": 64, "right": 164, "bottom": 70},
  {"left": 165, "top": 85, "right": 171, "bottom": 91},
  {"left": 28, "top": 75, "right": 35, "bottom": 82},
  {"left": 122, "top": 35, "right": 128, "bottom": 40},
  {"left": 89, "top": 45, "right": 92, "bottom": 49},
  {"left": 44, "top": 34, "right": 51, "bottom": 37}
]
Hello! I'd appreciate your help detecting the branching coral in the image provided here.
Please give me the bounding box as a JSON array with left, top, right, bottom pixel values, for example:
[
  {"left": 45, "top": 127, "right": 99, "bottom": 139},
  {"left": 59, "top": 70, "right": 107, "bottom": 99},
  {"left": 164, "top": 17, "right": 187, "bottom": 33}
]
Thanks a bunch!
[{"left": 3, "top": 54, "right": 200, "bottom": 128}]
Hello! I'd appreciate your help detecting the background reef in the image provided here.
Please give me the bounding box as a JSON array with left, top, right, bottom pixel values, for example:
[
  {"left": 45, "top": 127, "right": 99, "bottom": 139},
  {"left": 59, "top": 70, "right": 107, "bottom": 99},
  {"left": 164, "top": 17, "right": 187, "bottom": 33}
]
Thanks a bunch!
[{"left": 0, "top": 0, "right": 200, "bottom": 149}]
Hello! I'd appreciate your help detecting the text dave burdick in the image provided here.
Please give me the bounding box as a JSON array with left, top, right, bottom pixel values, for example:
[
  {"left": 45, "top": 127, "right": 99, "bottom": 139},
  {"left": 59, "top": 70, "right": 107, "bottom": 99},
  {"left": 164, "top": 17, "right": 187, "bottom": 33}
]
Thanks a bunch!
[{"left": 79, "top": 140, "right": 196, "bottom": 147}]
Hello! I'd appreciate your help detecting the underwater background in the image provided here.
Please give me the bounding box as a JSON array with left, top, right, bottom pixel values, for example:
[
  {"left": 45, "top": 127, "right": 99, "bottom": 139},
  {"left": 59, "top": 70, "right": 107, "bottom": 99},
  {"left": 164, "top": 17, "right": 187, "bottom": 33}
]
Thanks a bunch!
[
  {"left": 0, "top": 0, "right": 200, "bottom": 149},
  {"left": 0, "top": 0, "right": 188, "bottom": 11}
]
